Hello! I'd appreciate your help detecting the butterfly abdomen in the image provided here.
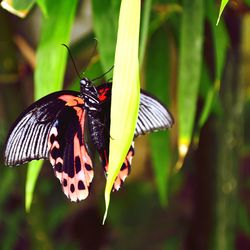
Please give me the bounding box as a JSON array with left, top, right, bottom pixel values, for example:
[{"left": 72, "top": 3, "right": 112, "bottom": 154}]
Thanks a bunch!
[{"left": 87, "top": 112, "right": 106, "bottom": 152}]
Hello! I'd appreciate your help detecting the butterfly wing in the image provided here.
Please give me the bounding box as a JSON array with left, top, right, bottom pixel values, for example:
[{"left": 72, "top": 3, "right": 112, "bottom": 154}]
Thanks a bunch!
[
  {"left": 48, "top": 106, "right": 93, "bottom": 202},
  {"left": 97, "top": 84, "right": 174, "bottom": 136},
  {"left": 96, "top": 83, "right": 174, "bottom": 190},
  {"left": 135, "top": 90, "right": 174, "bottom": 137},
  {"left": 4, "top": 90, "right": 80, "bottom": 166},
  {"left": 5, "top": 90, "right": 93, "bottom": 202}
]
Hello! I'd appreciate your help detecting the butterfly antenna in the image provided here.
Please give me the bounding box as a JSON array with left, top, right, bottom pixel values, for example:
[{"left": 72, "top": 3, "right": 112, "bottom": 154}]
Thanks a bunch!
[
  {"left": 91, "top": 65, "right": 114, "bottom": 81},
  {"left": 61, "top": 44, "right": 82, "bottom": 79}
]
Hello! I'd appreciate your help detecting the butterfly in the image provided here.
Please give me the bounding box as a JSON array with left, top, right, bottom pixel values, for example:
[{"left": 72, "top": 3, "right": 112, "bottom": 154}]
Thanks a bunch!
[{"left": 4, "top": 77, "right": 174, "bottom": 202}]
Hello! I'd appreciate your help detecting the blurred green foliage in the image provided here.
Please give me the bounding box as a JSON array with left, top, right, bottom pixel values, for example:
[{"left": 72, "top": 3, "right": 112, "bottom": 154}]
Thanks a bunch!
[{"left": 0, "top": 0, "right": 250, "bottom": 249}]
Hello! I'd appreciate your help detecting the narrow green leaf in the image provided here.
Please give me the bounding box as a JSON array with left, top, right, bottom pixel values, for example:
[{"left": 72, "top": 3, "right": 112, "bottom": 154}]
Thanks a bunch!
[
  {"left": 36, "top": 0, "right": 48, "bottom": 17},
  {"left": 1, "top": 0, "right": 35, "bottom": 18},
  {"left": 207, "top": 1, "right": 229, "bottom": 80},
  {"left": 216, "top": 0, "right": 229, "bottom": 25},
  {"left": 103, "top": 0, "right": 141, "bottom": 223},
  {"left": 198, "top": 64, "right": 215, "bottom": 128},
  {"left": 198, "top": 1, "right": 229, "bottom": 129},
  {"left": 177, "top": 0, "right": 204, "bottom": 166},
  {"left": 139, "top": 0, "right": 152, "bottom": 64},
  {"left": 25, "top": 0, "right": 78, "bottom": 212},
  {"left": 145, "top": 27, "right": 171, "bottom": 205},
  {"left": 92, "top": 0, "right": 120, "bottom": 71}
]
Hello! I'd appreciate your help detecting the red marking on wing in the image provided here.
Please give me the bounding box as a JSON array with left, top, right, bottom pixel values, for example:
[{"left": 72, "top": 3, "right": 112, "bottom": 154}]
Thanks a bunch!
[
  {"left": 98, "top": 86, "right": 110, "bottom": 102},
  {"left": 59, "top": 95, "right": 84, "bottom": 106},
  {"left": 113, "top": 143, "right": 134, "bottom": 191},
  {"left": 101, "top": 142, "right": 135, "bottom": 191}
]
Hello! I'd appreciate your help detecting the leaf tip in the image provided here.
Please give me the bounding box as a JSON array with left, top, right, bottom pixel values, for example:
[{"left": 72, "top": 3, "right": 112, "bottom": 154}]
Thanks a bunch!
[
  {"left": 178, "top": 139, "right": 189, "bottom": 158},
  {"left": 216, "top": 16, "right": 220, "bottom": 26},
  {"left": 1, "top": 1, "right": 28, "bottom": 18},
  {"left": 175, "top": 138, "right": 190, "bottom": 171},
  {"left": 25, "top": 194, "right": 31, "bottom": 213},
  {"left": 102, "top": 189, "right": 110, "bottom": 225}
]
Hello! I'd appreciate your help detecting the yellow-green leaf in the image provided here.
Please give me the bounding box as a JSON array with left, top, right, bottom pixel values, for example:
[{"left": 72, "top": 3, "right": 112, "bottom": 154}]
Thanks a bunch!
[
  {"left": 103, "top": 0, "right": 141, "bottom": 224},
  {"left": 1, "top": 0, "right": 35, "bottom": 18},
  {"left": 25, "top": 0, "right": 77, "bottom": 212},
  {"left": 216, "top": 0, "right": 229, "bottom": 25}
]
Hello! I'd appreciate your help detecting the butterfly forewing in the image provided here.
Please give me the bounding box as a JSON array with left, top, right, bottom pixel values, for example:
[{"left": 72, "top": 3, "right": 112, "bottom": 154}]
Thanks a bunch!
[
  {"left": 135, "top": 91, "right": 174, "bottom": 137},
  {"left": 4, "top": 91, "right": 79, "bottom": 166}
]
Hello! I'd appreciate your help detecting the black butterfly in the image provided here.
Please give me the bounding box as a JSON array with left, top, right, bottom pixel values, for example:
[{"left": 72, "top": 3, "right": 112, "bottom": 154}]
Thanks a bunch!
[{"left": 4, "top": 78, "right": 174, "bottom": 202}]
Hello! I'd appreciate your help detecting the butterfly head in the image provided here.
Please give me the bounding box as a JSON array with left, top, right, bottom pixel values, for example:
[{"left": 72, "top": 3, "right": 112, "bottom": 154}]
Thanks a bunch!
[
  {"left": 80, "top": 77, "right": 92, "bottom": 90},
  {"left": 80, "top": 77, "right": 100, "bottom": 107}
]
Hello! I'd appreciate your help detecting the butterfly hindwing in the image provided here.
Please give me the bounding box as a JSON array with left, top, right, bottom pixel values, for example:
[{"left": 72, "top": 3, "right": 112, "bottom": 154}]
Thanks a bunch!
[
  {"left": 96, "top": 84, "right": 173, "bottom": 190},
  {"left": 48, "top": 99, "right": 94, "bottom": 202},
  {"left": 113, "top": 143, "right": 135, "bottom": 191},
  {"left": 98, "top": 143, "right": 135, "bottom": 191},
  {"left": 4, "top": 90, "right": 79, "bottom": 166}
]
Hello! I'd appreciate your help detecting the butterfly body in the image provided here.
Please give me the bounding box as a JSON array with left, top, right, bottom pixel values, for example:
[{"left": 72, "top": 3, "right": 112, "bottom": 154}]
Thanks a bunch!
[{"left": 4, "top": 77, "right": 174, "bottom": 202}]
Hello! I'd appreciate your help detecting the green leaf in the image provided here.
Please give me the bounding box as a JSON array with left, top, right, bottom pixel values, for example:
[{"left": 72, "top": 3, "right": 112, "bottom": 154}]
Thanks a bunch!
[
  {"left": 206, "top": 0, "right": 229, "bottom": 80},
  {"left": 145, "top": 26, "right": 171, "bottom": 205},
  {"left": 103, "top": 0, "right": 141, "bottom": 224},
  {"left": 238, "top": 202, "right": 250, "bottom": 236},
  {"left": 198, "top": 1, "right": 229, "bottom": 129},
  {"left": 177, "top": 0, "right": 204, "bottom": 167},
  {"left": 198, "top": 64, "right": 215, "bottom": 129},
  {"left": 1, "top": 0, "right": 35, "bottom": 18},
  {"left": 245, "top": 0, "right": 250, "bottom": 6},
  {"left": 139, "top": 0, "right": 152, "bottom": 64},
  {"left": 92, "top": 0, "right": 120, "bottom": 71},
  {"left": 216, "top": 0, "right": 229, "bottom": 25},
  {"left": 36, "top": 0, "right": 48, "bottom": 17},
  {"left": 25, "top": 0, "right": 78, "bottom": 212}
]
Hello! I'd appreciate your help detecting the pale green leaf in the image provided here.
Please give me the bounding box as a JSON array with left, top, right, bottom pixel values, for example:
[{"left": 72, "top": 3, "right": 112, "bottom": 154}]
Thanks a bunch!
[
  {"left": 103, "top": 0, "right": 141, "bottom": 223},
  {"left": 216, "top": 0, "right": 229, "bottom": 25},
  {"left": 1, "top": 0, "right": 35, "bottom": 18}
]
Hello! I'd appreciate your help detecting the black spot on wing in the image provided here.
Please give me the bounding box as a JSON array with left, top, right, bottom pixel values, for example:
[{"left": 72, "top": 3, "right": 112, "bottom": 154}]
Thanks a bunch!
[
  {"left": 51, "top": 147, "right": 60, "bottom": 160},
  {"left": 70, "top": 184, "right": 75, "bottom": 193},
  {"left": 121, "top": 163, "right": 126, "bottom": 171},
  {"left": 78, "top": 180, "right": 85, "bottom": 190},
  {"left": 75, "top": 156, "right": 81, "bottom": 174},
  {"left": 63, "top": 179, "right": 67, "bottom": 187},
  {"left": 50, "top": 134, "right": 56, "bottom": 144},
  {"left": 85, "top": 163, "right": 92, "bottom": 171},
  {"left": 55, "top": 162, "right": 63, "bottom": 173}
]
